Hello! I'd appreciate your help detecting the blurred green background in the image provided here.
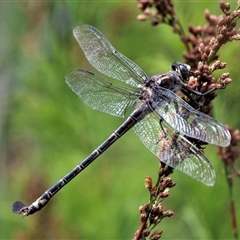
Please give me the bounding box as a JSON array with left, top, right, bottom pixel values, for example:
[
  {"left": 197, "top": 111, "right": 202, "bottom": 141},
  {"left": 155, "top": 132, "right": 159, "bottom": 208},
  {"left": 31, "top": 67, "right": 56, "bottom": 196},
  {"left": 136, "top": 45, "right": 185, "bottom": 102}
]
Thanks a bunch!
[{"left": 1, "top": 1, "right": 240, "bottom": 239}]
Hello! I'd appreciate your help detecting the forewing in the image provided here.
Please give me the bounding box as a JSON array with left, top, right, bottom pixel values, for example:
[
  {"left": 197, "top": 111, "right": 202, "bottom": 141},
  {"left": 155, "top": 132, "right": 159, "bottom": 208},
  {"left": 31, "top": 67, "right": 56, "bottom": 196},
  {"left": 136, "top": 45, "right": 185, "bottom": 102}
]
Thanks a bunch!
[
  {"left": 66, "top": 69, "right": 137, "bottom": 118},
  {"left": 133, "top": 112, "right": 216, "bottom": 186},
  {"left": 73, "top": 25, "right": 148, "bottom": 88},
  {"left": 153, "top": 87, "right": 230, "bottom": 147}
]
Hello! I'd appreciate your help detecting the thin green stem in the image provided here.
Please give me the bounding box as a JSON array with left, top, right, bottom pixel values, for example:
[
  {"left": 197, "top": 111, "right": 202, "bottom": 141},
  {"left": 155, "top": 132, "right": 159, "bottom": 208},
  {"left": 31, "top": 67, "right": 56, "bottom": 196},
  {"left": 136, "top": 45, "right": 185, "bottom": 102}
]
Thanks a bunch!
[{"left": 224, "top": 164, "right": 238, "bottom": 240}]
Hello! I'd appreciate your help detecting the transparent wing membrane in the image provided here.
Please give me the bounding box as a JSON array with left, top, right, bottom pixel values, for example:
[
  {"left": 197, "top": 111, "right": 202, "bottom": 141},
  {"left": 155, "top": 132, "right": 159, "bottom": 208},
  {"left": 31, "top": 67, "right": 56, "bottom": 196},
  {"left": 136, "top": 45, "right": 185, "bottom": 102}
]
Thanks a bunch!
[
  {"left": 154, "top": 87, "right": 230, "bottom": 147},
  {"left": 73, "top": 25, "right": 148, "bottom": 88},
  {"left": 133, "top": 112, "right": 216, "bottom": 186},
  {"left": 66, "top": 69, "right": 137, "bottom": 118}
]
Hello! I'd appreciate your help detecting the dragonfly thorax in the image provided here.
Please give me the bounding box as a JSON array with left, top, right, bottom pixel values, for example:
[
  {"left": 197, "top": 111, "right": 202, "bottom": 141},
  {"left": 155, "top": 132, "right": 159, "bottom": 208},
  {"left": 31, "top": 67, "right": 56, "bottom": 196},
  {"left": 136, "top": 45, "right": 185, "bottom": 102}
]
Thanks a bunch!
[{"left": 148, "top": 71, "right": 184, "bottom": 93}]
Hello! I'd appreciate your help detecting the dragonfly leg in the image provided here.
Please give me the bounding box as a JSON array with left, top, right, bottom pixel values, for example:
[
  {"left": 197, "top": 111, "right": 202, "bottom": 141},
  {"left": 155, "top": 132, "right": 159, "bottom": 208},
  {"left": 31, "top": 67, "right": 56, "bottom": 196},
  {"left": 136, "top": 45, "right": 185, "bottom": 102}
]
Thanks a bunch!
[
  {"left": 181, "top": 86, "right": 217, "bottom": 110},
  {"left": 158, "top": 118, "right": 168, "bottom": 139}
]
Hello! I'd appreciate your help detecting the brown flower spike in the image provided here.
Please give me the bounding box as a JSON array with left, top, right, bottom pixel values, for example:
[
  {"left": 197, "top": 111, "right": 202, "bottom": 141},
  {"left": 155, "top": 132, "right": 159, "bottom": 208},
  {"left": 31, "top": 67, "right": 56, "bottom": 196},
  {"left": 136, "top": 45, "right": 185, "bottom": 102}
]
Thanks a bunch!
[{"left": 136, "top": 1, "right": 240, "bottom": 239}]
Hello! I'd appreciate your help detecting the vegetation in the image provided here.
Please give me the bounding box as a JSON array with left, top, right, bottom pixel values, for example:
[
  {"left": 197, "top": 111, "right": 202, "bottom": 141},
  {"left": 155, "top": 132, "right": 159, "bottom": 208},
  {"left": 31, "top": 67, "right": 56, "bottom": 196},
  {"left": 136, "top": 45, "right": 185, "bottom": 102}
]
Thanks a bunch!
[{"left": 1, "top": 1, "right": 240, "bottom": 239}]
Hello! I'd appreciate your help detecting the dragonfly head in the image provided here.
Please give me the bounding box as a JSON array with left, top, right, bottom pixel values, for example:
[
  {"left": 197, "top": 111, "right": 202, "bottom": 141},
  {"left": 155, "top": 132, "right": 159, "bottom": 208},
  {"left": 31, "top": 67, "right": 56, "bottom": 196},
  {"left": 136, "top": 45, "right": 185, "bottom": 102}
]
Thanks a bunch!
[{"left": 171, "top": 62, "right": 191, "bottom": 82}]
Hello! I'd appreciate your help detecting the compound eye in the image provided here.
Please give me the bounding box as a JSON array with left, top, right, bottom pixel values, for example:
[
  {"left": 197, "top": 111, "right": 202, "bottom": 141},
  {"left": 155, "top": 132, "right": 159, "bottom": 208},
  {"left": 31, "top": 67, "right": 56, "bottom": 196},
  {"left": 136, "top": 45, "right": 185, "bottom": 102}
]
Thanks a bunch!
[
  {"left": 171, "top": 61, "right": 179, "bottom": 72},
  {"left": 171, "top": 62, "right": 191, "bottom": 82}
]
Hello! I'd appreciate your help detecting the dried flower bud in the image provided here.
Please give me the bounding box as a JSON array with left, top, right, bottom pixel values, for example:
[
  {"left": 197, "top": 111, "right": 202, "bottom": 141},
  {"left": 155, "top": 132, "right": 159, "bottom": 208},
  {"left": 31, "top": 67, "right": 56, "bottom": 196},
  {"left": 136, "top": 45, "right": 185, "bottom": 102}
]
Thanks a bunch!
[
  {"left": 140, "top": 213, "right": 145, "bottom": 221},
  {"left": 160, "top": 188, "right": 170, "bottom": 198},
  {"left": 231, "top": 34, "right": 240, "bottom": 40},
  {"left": 221, "top": 72, "right": 230, "bottom": 79},
  {"left": 139, "top": 203, "right": 149, "bottom": 213},
  {"left": 233, "top": 9, "right": 240, "bottom": 17},
  {"left": 143, "top": 229, "right": 150, "bottom": 237},
  {"left": 137, "top": 14, "right": 148, "bottom": 21},
  {"left": 219, "top": 0, "right": 231, "bottom": 14},
  {"left": 164, "top": 210, "right": 174, "bottom": 217},
  {"left": 145, "top": 176, "right": 152, "bottom": 189},
  {"left": 150, "top": 230, "right": 163, "bottom": 240}
]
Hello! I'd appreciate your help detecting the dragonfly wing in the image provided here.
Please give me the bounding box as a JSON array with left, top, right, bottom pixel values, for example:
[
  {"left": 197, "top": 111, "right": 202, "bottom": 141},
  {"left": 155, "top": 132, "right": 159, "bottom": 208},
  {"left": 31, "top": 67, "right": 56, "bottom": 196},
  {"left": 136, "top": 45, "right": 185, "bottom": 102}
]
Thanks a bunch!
[
  {"left": 73, "top": 25, "right": 148, "bottom": 88},
  {"left": 66, "top": 69, "right": 137, "bottom": 118},
  {"left": 153, "top": 87, "right": 231, "bottom": 147},
  {"left": 133, "top": 112, "right": 216, "bottom": 186}
]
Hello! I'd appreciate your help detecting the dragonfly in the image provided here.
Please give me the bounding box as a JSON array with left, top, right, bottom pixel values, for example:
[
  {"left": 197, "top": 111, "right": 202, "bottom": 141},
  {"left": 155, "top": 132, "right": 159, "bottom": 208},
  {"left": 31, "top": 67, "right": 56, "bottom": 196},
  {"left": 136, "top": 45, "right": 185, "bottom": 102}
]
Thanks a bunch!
[{"left": 12, "top": 25, "right": 231, "bottom": 216}]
